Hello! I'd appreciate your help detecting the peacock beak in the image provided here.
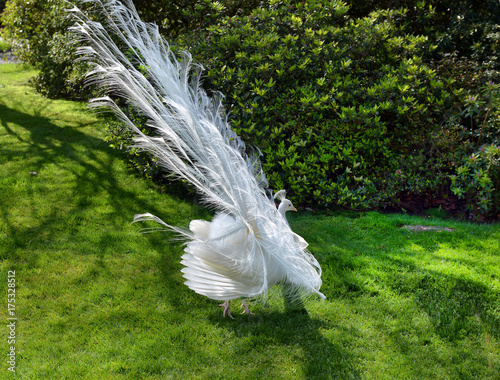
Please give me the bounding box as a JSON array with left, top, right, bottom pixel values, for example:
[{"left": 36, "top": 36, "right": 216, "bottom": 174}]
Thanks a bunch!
[{"left": 292, "top": 207, "right": 297, "bottom": 212}]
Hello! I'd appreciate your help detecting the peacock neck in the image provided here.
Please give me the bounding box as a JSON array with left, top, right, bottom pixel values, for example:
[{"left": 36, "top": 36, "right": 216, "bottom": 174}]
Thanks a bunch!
[{"left": 277, "top": 202, "right": 288, "bottom": 220}]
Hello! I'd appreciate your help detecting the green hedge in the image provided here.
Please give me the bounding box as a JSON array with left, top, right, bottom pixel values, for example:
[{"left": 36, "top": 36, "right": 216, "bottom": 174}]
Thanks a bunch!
[
  {"left": 3, "top": 0, "right": 499, "bottom": 219},
  {"left": 180, "top": 1, "right": 473, "bottom": 210},
  {"left": 107, "top": 0, "right": 499, "bottom": 219}
]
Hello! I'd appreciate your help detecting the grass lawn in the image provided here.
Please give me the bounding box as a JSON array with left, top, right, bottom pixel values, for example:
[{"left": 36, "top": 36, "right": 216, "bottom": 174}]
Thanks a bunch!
[{"left": 1, "top": 64, "right": 499, "bottom": 379}]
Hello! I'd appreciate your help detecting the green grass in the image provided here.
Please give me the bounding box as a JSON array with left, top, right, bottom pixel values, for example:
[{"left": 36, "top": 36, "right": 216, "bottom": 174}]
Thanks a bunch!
[{"left": 1, "top": 64, "right": 499, "bottom": 379}]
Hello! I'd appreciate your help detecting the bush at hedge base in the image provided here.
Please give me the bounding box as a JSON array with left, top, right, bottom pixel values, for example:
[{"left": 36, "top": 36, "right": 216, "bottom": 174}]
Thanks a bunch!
[
  {"left": 0, "top": 0, "right": 262, "bottom": 99},
  {"left": 0, "top": 0, "right": 91, "bottom": 99},
  {"left": 451, "top": 144, "right": 500, "bottom": 222}
]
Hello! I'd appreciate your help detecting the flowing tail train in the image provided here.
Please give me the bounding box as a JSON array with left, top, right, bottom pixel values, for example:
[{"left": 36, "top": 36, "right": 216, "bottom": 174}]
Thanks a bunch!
[{"left": 70, "top": 0, "right": 325, "bottom": 308}]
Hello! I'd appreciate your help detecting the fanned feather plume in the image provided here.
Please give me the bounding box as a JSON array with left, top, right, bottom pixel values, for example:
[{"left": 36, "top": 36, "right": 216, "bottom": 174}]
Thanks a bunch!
[{"left": 69, "top": 0, "right": 324, "bottom": 309}]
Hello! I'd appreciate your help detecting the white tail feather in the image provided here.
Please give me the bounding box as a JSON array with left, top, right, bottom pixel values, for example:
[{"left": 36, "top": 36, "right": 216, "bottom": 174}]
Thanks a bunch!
[{"left": 70, "top": 0, "right": 324, "bottom": 305}]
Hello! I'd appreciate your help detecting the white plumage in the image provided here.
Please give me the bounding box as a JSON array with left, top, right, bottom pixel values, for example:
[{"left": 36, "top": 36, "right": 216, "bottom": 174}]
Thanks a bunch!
[{"left": 70, "top": 0, "right": 325, "bottom": 316}]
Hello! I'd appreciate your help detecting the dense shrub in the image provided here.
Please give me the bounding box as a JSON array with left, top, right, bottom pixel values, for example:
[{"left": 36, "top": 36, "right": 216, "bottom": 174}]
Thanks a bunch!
[
  {"left": 133, "top": 0, "right": 261, "bottom": 38},
  {"left": 1, "top": 0, "right": 67, "bottom": 64},
  {"left": 451, "top": 144, "right": 500, "bottom": 221},
  {"left": 347, "top": 0, "right": 500, "bottom": 73},
  {"left": 0, "top": 0, "right": 261, "bottom": 98},
  {"left": 177, "top": 0, "right": 473, "bottom": 209},
  {"left": 0, "top": 0, "right": 92, "bottom": 98},
  {"left": 447, "top": 81, "right": 500, "bottom": 220}
]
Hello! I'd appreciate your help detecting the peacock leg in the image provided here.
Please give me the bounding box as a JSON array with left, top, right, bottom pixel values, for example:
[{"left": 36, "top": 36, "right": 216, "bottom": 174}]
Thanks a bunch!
[
  {"left": 218, "top": 300, "right": 234, "bottom": 319},
  {"left": 240, "top": 299, "right": 254, "bottom": 315}
]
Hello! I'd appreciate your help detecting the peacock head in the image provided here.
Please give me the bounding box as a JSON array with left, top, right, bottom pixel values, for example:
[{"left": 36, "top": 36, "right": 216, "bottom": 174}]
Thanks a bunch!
[
  {"left": 274, "top": 190, "right": 297, "bottom": 218},
  {"left": 278, "top": 199, "right": 297, "bottom": 216}
]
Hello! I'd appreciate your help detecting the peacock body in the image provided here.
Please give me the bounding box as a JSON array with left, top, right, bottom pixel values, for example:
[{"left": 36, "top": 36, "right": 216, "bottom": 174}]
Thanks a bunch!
[{"left": 70, "top": 0, "right": 325, "bottom": 316}]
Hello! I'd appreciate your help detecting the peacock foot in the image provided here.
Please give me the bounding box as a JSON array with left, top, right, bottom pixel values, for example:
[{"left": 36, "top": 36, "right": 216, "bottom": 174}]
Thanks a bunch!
[
  {"left": 240, "top": 299, "right": 254, "bottom": 315},
  {"left": 218, "top": 300, "right": 234, "bottom": 319}
]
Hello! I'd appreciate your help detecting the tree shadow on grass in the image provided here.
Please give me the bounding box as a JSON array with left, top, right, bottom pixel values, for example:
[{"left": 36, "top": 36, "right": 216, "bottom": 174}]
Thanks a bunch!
[
  {"left": 207, "top": 307, "right": 362, "bottom": 379},
  {"left": 0, "top": 101, "right": 198, "bottom": 271}
]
